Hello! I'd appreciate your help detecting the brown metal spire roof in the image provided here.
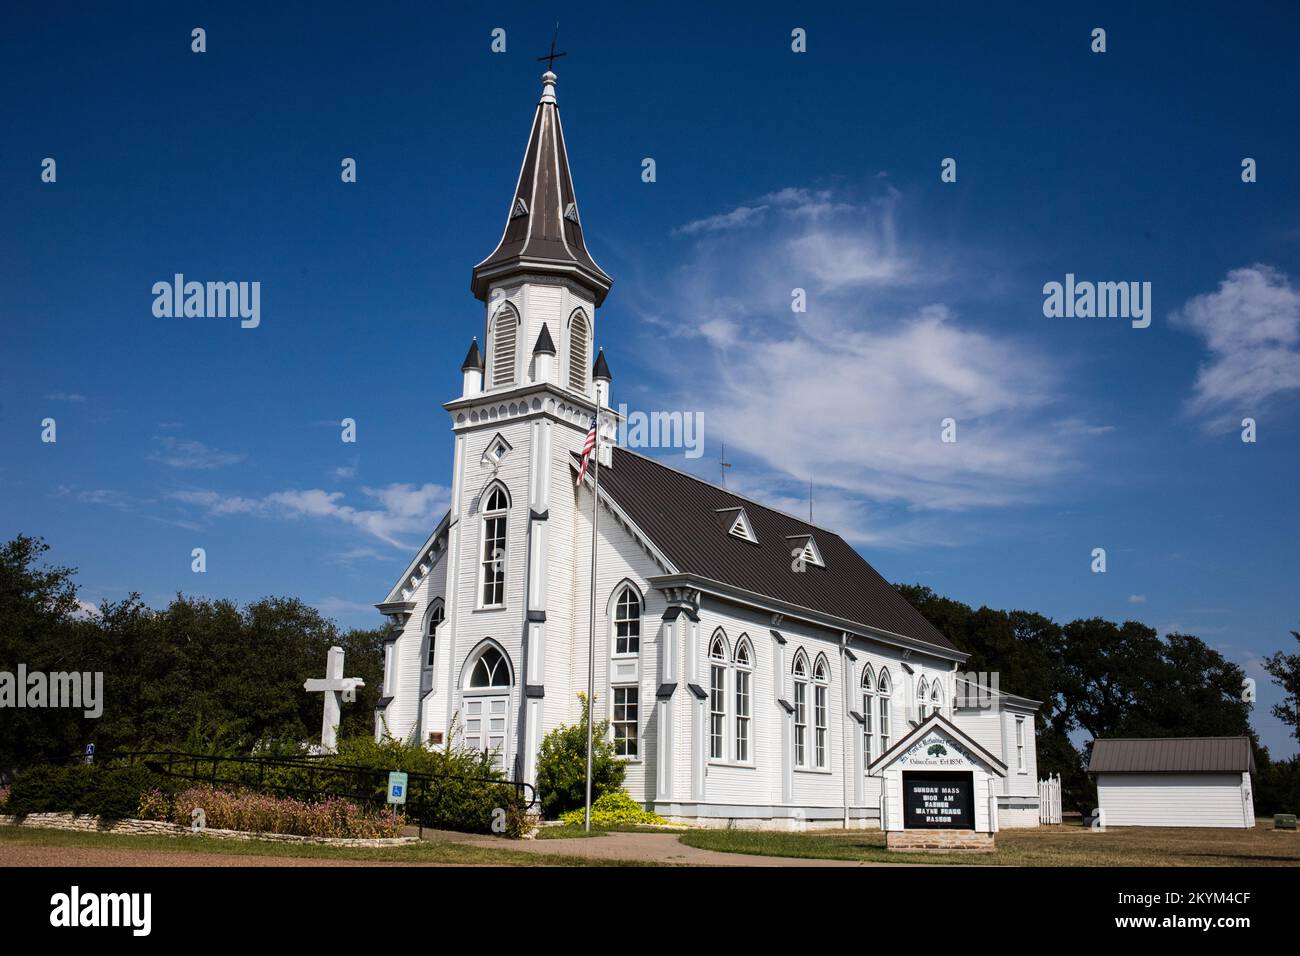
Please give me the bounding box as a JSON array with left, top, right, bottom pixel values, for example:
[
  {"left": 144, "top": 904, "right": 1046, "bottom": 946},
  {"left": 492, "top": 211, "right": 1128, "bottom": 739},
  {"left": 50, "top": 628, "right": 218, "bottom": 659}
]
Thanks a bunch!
[{"left": 471, "top": 71, "right": 614, "bottom": 306}]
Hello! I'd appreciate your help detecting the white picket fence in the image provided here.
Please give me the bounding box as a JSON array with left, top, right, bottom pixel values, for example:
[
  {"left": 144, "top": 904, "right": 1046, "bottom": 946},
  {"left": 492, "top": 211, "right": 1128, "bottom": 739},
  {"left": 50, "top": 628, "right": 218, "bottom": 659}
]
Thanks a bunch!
[{"left": 1039, "top": 774, "right": 1062, "bottom": 824}]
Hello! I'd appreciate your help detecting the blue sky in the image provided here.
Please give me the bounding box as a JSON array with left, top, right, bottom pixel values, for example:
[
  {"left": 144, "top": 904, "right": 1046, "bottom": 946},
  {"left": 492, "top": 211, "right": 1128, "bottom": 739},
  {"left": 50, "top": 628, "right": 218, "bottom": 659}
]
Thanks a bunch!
[{"left": 2, "top": 2, "right": 1298, "bottom": 754}]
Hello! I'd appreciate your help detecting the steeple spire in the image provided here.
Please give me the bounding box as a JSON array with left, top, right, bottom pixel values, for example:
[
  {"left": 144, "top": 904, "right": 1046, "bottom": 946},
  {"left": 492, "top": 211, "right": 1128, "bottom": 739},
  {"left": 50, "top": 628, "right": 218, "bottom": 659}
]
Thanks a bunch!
[{"left": 471, "top": 70, "right": 614, "bottom": 306}]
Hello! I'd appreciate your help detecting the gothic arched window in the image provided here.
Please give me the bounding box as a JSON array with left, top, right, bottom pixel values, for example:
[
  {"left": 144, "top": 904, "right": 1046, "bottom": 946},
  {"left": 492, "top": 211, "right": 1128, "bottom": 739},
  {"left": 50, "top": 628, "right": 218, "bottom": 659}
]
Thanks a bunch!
[
  {"left": 708, "top": 631, "right": 728, "bottom": 760},
  {"left": 489, "top": 304, "right": 519, "bottom": 389},
  {"left": 734, "top": 636, "right": 753, "bottom": 763},
  {"left": 568, "top": 309, "right": 589, "bottom": 392},
  {"left": 917, "top": 677, "right": 930, "bottom": 721},
  {"left": 792, "top": 651, "right": 809, "bottom": 768},
  {"left": 931, "top": 678, "right": 944, "bottom": 718},
  {"left": 480, "top": 483, "right": 509, "bottom": 607},
  {"left": 613, "top": 585, "right": 641, "bottom": 656},
  {"left": 425, "top": 601, "right": 444, "bottom": 669},
  {"left": 861, "top": 665, "right": 876, "bottom": 765},
  {"left": 467, "top": 644, "right": 511, "bottom": 688},
  {"left": 878, "top": 668, "right": 893, "bottom": 754},
  {"left": 813, "top": 654, "right": 830, "bottom": 769}
]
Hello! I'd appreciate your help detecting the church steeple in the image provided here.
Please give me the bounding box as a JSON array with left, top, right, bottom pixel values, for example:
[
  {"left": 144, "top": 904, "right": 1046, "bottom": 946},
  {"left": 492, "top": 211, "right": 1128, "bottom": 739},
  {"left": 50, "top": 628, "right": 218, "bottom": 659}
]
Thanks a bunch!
[{"left": 471, "top": 71, "right": 614, "bottom": 306}]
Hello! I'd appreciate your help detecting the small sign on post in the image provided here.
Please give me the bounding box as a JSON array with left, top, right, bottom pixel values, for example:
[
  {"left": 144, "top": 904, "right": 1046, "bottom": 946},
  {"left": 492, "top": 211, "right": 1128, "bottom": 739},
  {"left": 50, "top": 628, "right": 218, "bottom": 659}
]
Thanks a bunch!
[
  {"left": 387, "top": 771, "right": 408, "bottom": 806},
  {"left": 84, "top": 743, "right": 95, "bottom": 765}
]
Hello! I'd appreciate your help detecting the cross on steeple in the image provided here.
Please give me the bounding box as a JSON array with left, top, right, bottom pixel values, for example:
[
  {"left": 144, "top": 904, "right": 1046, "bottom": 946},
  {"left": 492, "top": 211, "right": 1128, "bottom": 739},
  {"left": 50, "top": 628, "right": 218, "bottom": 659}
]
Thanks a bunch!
[
  {"left": 720, "top": 443, "right": 733, "bottom": 488},
  {"left": 537, "top": 24, "right": 567, "bottom": 71}
]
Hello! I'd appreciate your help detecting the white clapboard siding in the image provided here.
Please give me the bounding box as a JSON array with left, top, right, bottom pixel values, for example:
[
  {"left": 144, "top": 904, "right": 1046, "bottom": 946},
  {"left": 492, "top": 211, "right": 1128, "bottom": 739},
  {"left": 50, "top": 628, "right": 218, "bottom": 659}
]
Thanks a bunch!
[{"left": 1096, "top": 772, "right": 1252, "bottom": 827}]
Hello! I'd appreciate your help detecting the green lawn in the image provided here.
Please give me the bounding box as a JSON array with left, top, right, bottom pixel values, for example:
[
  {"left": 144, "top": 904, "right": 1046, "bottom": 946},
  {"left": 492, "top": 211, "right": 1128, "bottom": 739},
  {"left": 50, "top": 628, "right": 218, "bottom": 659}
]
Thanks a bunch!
[
  {"left": 0, "top": 825, "right": 632, "bottom": 866},
  {"left": 679, "top": 821, "right": 1300, "bottom": 867}
]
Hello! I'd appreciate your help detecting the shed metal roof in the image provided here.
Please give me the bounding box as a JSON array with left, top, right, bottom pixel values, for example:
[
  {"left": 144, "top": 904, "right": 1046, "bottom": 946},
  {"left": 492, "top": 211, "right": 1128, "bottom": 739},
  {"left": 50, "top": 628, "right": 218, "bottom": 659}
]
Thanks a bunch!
[{"left": 1088, "top": 737, "right": 1256, "bottom": 774}]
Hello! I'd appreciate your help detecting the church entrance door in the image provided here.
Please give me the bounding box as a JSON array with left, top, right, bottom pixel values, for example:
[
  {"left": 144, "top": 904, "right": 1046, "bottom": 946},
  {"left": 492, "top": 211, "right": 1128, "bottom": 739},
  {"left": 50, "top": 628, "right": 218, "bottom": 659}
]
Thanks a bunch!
[{"left": 464, "top": 694, "right": 510, "bottom": 771}]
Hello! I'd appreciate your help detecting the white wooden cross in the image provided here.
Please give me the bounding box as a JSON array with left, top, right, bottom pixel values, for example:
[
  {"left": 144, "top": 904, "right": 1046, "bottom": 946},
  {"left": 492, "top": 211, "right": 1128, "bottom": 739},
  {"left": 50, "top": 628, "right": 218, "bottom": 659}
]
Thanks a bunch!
[{"left": 303, "top": 645, "right": 365, "bottom": 753}]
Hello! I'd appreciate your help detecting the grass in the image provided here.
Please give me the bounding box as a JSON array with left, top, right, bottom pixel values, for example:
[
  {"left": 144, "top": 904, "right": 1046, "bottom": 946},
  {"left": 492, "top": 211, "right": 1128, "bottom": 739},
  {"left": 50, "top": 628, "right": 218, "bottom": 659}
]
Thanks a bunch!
[
  {"left": 0, "top": 824, "right": 636, "bottom": 866},
  {"left": 679, "top": 821, "right": 1300, "bottom": 866}
]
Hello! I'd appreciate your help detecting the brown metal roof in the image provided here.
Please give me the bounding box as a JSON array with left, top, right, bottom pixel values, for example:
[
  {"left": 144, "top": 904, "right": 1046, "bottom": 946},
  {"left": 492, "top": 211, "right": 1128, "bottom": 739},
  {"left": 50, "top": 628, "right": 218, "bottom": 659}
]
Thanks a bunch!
[
  {"left": 1088, "top": 737, "right": 1256, "bottom": 774},
  {"left": 591, "top": 447, "right": 960, "bottom": 656},
  {"left": 472, "top": 72, "right": 613, "bottom": 305}
]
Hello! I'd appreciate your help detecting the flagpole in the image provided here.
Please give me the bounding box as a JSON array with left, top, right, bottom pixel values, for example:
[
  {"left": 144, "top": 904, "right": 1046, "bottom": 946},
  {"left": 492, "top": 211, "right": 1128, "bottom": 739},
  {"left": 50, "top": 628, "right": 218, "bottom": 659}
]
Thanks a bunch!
[{"left": 584, "top": 414, "right": 601, "bottom": 832}]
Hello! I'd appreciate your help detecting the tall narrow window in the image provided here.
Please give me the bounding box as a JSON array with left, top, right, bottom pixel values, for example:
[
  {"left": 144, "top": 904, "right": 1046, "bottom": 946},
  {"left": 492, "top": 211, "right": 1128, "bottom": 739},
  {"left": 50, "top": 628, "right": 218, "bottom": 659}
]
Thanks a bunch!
[
  {"left": 426, "top": 603, "right": 444, "bottom": 668},
  {"left": 489, "top": 305, "right": 518, "bottom": 389},
  {"left": 813, "top": 655, "right": 829, "bottom": 769},
  {"left": 917, "top": 677, "right": 929, "bottom": 721},
  {"left": 862, "top": 666, "right": 875, "bottom": 766},
  {"left": 480, "top": 484, "right": 508, "bottom": 606},
  {"left": 793, "top": 652, "right": 809, "bottom": 768},
  {"left": 568, "top": 309, "right": 589, "bottom": 392},
  {"left": 709, "top": 632, "right": 727, "bottom": 760},
  {"left": 613, "top": 586, "right": 640, "bottom": 655},
  {"left": 1016, "top": 716, "right": 1026, "bottom": 772},
  {"left": 931, "top": 680, "right": 943, "bottom": 718},
  {"left": 613, "top": 686, "right": 639, "bottom": 757},
  {"left": 878, "top": 669, "right": 893, "bottom": 755},
  {"left": 734, "top": 638, "right": 752, "bottom": 763}
]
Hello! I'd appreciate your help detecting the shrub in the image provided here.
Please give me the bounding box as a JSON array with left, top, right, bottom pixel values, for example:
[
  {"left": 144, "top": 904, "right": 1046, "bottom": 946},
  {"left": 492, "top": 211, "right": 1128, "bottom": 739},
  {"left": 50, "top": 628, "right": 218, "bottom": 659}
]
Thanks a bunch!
[
  {"left": 6, "top": 763, "right": 167, "bottom": 819},
  {"left": 139, "top": 784, "right": 405, "bottom": 839},
  {"left": 0, "top": 785, "right": 10, "bottom": 813},
  {"left": 559, "top": 790, "right": 667, "bottom": 828},
  {"left": 326, "top": 734, "right": 530, "bottom": 836},
  {"left": 535, "top": 694, "right": 625, "bottom": 819}
]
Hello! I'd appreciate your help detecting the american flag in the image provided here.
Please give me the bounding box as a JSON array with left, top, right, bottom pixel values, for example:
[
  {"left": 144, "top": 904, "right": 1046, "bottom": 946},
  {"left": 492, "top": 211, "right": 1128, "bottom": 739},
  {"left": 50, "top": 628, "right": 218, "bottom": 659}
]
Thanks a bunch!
[{"left": 575, "top": 416, "right": 598, "bottom": 486}]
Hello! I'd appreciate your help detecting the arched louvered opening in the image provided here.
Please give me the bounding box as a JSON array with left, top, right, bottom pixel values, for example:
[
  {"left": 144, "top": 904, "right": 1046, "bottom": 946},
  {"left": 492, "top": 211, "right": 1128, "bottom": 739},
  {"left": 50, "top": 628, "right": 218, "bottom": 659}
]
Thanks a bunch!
[
  {"left": 568, "top": 309, "right": 589, "bottom": 392},
  {"left": 489, "top": 304, "right": 519, "bottom": 389}
]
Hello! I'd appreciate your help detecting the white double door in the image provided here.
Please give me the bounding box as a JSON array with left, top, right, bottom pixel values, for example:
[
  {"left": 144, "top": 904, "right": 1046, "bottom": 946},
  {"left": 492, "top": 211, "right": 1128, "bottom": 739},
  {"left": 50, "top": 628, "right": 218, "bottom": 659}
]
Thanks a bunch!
[{"left": 463, "top": 694, "right": 510, "bottom": 772}]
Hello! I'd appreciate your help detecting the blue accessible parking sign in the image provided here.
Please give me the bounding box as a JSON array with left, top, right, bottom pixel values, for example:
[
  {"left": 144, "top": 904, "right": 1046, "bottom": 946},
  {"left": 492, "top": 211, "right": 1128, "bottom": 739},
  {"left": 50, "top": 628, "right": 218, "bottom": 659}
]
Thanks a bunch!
[{"left": 387, "top": 771, "right": 408, "bottom": 805}]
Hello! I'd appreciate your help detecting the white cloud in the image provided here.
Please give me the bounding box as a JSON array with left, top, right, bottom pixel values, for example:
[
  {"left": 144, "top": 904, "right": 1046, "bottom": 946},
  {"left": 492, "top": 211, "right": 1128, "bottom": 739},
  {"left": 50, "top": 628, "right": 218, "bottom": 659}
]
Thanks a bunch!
[
  {"left": 148, "top": 436, "right": 245, "bottom": 470},
  {"left": 1170, "top": 264, "right": 1300, "bottom": 430},
  {"left": 1127, "top": 594, "right": 1147, "bottom": 604},
  {"left": 631, "top": 185, "right": 1077, "bottom": 528},
  {"left": 45, "top": 392, "right": 85, "bottom": 403},
  {"left": 170, "top": 482, "right": 450, "bottom": 549},
  {"left": 673, "top": 204, "right": 769, "bottom": 236}
]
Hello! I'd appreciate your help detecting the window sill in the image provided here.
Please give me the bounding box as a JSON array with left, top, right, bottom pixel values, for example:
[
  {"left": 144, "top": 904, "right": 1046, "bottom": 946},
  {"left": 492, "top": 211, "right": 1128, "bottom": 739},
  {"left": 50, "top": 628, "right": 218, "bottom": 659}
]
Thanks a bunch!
[
  {"left": 473, "top": 605, "right": 507, "bottom": 613},
  {"left": 795, "top": 767, "right": 834, "bottom": 776},
  {"left": 707, "top": 761, "right": 756, "bottom": 770}
]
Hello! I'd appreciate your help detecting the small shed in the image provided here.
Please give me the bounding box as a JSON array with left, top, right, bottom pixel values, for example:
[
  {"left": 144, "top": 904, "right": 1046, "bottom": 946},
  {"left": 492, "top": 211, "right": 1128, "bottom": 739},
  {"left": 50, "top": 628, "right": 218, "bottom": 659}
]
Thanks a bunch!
[{"left": 1088, "top": 737, "right": 1256, "bottom": 828}]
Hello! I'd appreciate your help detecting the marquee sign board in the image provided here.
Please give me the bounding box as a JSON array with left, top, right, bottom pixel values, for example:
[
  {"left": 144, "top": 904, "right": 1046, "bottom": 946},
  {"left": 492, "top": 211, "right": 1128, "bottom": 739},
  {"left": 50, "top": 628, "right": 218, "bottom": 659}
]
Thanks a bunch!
[{"left": 902, "top": 771, "right": 974, "bottom": 829}]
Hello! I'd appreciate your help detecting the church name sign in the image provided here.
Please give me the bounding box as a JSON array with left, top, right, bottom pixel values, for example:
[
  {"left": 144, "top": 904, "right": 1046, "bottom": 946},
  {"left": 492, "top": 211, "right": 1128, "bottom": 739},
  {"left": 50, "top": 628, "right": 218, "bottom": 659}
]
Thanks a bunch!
[{"left": 897, "top": 733, "right": 979, "bottom": 769}]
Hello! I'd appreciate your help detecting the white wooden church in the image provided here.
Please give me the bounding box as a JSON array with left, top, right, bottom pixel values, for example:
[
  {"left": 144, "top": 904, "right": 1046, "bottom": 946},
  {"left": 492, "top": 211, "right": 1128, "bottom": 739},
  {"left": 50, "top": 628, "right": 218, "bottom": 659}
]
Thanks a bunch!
[{"left": 374, "top": 70, "right": 1042, "bottom": 833}]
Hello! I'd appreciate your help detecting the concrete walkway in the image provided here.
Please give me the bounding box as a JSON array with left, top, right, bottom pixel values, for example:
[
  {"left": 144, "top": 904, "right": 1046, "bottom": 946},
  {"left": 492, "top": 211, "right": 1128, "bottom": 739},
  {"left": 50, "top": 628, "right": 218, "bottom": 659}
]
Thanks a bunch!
[{"left": 411, "top": 827, "right": 896, "bottom": 866}]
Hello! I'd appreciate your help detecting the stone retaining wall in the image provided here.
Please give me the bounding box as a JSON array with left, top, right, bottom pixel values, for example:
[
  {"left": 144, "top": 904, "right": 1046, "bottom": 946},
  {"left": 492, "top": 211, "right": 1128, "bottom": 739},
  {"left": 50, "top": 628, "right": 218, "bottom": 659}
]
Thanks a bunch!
[
  {"left": 886, "top": 828, "right": 995, "bottom": 852},
  {"left": 0, "top": 813, "right": 417, "bottom": 847}
]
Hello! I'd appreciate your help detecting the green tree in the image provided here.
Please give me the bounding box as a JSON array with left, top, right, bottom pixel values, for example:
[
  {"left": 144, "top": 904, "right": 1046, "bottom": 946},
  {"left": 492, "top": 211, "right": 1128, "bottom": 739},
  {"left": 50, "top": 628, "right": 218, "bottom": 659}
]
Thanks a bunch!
[
  {"left": 1263, "top": 627, "right": 1300, "bottom": 744},
  {"left": 534, "top": 694, "right": 625, "bottom": 819}
]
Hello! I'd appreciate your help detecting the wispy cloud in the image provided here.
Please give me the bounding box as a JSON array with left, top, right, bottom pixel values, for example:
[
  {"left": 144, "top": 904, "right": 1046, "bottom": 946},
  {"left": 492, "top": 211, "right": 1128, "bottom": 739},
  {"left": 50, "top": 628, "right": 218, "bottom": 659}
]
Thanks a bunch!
[
  {"left": 148, "top": 436, "right": 245, "bottom": 470},
  {"left": 1170, "top": 264, "right": 1300, "bottom": 431},
  {"left": 170, "top": 482, "right": 450, "bottom": 549},
  {"left": 1127, "top": 594, "right": 1147, "bottom": 604},
  {"left": 631, "top": 184, "right": 1082, "bottom": 541},
  {"left": 45, "top": 392, "right": 85, "bottom": 403}
]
